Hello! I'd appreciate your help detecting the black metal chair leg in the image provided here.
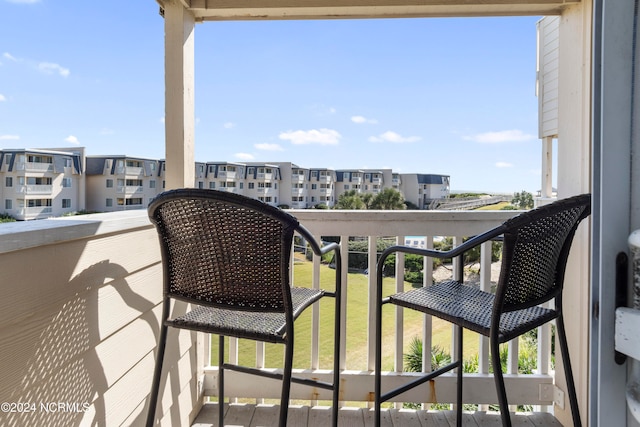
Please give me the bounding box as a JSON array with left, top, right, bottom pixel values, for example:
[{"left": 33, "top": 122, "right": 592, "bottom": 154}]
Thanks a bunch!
[
  {"left": 279, "top": 339, "right": 294, "bottom": 427},
  {"left": 556, "top": 314, "right": 582, "bottom": 427},
  {"left": 491, "top": 338, "right": 512, "bottom": 427},
  {"left": 219, "top": 335, "right": 225, "bottom": 427},
  {"left": 456, "top": 325, "right": 463, "bottom": 427},
  {"left": 146, "top": 318, "right": 169, "bottom": 426},
  {"left": 332, "top": 291, "right": 341, "bottom": 426}
]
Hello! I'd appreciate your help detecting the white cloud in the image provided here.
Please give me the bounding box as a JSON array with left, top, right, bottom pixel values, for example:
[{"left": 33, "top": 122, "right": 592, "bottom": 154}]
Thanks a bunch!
[
  {"left": 255, "top": 143, "right": 284, "bottom": 151},
  {"left": 279, "top": 128, "right": 341, "bottom": 145},
  {"left": 351, "top": 115, "right": 378, "bottom": 124},
  {"left": 223, "top": 122, "right": 236, "bottom": 129},
  {"left": 464, "top": 129, "right": 535, "bottom": 144},
  {"left": 0, "top": 94, "right": 6, "bottom": 102},
  {"left": 3, "top": 52, "right": 18, "bottom": 62},
  {"left": 369, "top": 131, "right": 421, "bottom": 143},
  {"left": 235, "top": 152, "right": 255, "bottom": 160},
  {"left": 329, "top": 107, "right": 336, "bottom": 114},
  {"left": 38, "top": 62, "right": 70, "bottom": 77},
  {"left": 495, "top": 162, "right": 514, "bottom": 168},
  {"left": 0, "top": 135, "right": 19, "bottom": 140},
  {"left": 65, "top": 135, "right": 79, "bottom": 144}
]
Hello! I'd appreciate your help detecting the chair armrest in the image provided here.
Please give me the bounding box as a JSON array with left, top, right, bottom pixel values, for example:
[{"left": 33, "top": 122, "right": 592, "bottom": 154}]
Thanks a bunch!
[{"left": 377, "top": 224, "right": 506, "bottom": 264}]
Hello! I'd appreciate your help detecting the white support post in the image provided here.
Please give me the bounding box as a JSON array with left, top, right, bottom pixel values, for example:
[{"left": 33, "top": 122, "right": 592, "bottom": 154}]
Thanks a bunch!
[
  {"left": 163, "top": 0, "right": 195, "bottom": 190},
  {"left": 541, "top": 136, "right": 554, "bottom": 198}
]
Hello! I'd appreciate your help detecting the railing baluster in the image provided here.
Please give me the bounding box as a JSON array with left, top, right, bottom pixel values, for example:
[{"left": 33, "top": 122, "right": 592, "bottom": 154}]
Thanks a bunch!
[
  {"left": 368, "top": 235, "right": 378, "bottom": 372},
  {"left": 479, "top": 240, "right": 492, "bottom": 411}
]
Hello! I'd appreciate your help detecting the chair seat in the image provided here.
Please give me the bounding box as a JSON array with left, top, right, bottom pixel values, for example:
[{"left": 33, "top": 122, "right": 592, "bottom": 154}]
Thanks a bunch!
[
  {"left": 389, "top": 280, "right": 557, "bottom": 343},
  {"left": 166, "top": 287, "right": 325, "bottom": 343}
]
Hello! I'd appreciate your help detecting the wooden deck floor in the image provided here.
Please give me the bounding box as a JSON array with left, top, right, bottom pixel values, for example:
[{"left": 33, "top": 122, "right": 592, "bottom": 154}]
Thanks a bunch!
[{"left": 192, "top": 403, "right": 563, "bottom": 426}]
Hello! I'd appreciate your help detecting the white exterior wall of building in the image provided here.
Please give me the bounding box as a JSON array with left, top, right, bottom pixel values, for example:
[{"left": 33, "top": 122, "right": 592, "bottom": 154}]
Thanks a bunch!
[
  {"left": 2, "top": 151, "right": 449, "bottom": 218},
  {"left": 86, "top": 156, "right": 161, "bottom": 213},
  {"left": 0, "top": 148, "right": 85, "bottom": 220}
]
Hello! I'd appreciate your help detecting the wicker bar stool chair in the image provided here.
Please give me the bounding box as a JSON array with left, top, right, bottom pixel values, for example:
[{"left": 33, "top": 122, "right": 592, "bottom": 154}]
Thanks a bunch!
[
  {"left": 146, "top": 189, "right": 342, "bottom": 427},
  {"left": 374, "top": 193, "right": 591, "bottom": 427}
]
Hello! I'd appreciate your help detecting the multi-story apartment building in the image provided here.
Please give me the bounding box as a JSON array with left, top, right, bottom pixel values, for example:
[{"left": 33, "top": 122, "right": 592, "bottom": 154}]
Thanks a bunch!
[
  {"left": 335, "top": 169, "right": 364, "bottom": 196},
  {"left": 0, "top": 148, "right": 85, "bottom": 220},
  {"left": 242, "top": 163, "right": 282, "bottom": 206},
  {"left": 335, "top": 168, "right": 395, "bottom": 200},
  {"left": 0, "top": 149, "right": 450, "bottom": 219},
  {"left": 308, "top": 168, "right": 336, "bottom": 208},
  {"left": 202, "top": 162, "right": 246, "bottom": 194},
  {"left": 400, "top": 173, "right": 451, "bottom": 209},
  {"left": 85, "top": 155, "right": 161, "bottom": 212}
]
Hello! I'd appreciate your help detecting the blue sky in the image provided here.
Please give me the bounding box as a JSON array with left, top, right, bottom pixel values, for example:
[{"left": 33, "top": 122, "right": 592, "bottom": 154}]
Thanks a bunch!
[{"left": 0, "top": 0, "right": 548, "bottom": 193}]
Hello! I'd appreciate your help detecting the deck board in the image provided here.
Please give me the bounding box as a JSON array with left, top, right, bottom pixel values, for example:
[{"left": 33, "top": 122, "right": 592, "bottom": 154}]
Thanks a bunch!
[{"left": 192, "top": 403, "right": 563, "bottom": 426}]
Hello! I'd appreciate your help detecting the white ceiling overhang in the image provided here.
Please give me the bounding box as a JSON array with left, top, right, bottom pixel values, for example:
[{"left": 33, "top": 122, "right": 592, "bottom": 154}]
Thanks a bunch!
[{"left": 156, "top": 0, "right": 579, "bottom": 21}]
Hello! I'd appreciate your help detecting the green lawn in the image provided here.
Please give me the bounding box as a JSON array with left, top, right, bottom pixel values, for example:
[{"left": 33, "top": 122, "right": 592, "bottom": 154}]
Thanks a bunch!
[{"left": 210, "top": 258, "right": 481, "bottom": 371}]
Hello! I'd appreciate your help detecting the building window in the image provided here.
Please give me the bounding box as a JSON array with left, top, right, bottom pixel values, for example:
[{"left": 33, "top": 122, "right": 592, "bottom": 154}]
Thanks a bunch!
[
  {"left": 28, "top": 155, "right": 52, "bottom": 164},
  {"left": 28, "top": 199, "right": 52, "bottom": 207},
  {"left": 5, "top": 177, "right": 12, "bottom": 187},
  {"left": 209, "top": 182, "right": 216, "bottom": 189},
  {"left": 248, "top": 183, "right": 254, "bottom": 189},
  {"left": 106, "top": 179, "right": 113, "bottom": 188},
  {"left": 5, "top": 200, "right": 12, "bottom": 210},
  {"left": 239, "top": 183, "right": 244, "bottom": 189},
  {"left": 198, "top": 181, "right": 204, "bottom": 189},
  {"left": 106, "top": 198, "right": 113, "bottom": 207},
  {"left": 344, "top": 184, "right": 349, "bottom": 190},
  {"left": 62, "top": 199, "right": 71, "bottom": 208},
  {"left": 64, "top": 158, "right": 72, "bottom": 167},
  {"left": 126, "top": 198, "right": 143, "bottom": 206},
  {"left": 150, "top": 180, "right": 156, "bottom": 189},
  {"left": 311, "top": 184, "right": 317, "bottom": 190},
  {"left": 62, "top": 178, "right": 72, "bottom": 188}
]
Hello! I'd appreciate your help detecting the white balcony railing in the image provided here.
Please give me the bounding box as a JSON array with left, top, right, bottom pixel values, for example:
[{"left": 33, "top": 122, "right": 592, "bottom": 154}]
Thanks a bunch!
[
  {"left": 14, "top": 162, "right": 54, "bottom": 172},
  {"left": 116, "top": 186, "right": 144, "bottom": 194},
  {"left": 115, "top": 166, "right": 144, "bottom": 176},
  {"left": 16, "top": 206, "right": 53, "bottom": 217},
  {"left": 200, "top": 209, "right": 555, "bottom": 410},
  {"left": 17, "top": 185, "right": 53, "bottom": 194},
  {"left": 0, "top": 209, "right": 558, "bottom": 426}
]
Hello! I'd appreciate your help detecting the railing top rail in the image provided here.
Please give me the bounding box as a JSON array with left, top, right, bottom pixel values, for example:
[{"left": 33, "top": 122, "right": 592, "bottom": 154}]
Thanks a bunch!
[{"left": 290, "top": 209, "right": 522, "bottom": 236}]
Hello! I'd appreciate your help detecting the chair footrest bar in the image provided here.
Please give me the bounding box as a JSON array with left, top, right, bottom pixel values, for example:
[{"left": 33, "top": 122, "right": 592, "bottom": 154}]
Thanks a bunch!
[
  {"left": 222, "top": 363, "right": 335, "bottom": 390},
  {"left": 380, "top": 361, "right": 460, "bottom": 403}
]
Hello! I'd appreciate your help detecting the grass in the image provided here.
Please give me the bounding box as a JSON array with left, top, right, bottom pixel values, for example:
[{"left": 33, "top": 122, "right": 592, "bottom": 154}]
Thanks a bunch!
[
  {"left": 475, "top": 201, "right": 512, "bottom": 210},
  {"left": 210, "top": 258, "right": 480, "bottom": 371}
]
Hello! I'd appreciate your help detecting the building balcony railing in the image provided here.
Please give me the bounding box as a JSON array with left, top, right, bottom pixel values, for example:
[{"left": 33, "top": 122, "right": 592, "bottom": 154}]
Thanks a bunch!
[
  {"left": 115, "top": 166, "right": 144, "bottom": 176},
  {"left": 18, "top": 185, "right": 53, "bottom": 194},
  {"left": 0, "top": 208, "right": 564, "bottom": 426},
  {"left": 117, "top": 185, "right": 144, "bottom": 194},
  {"left": 16, "top": 206, "right": 53, "bottom": 218},
  {"left": 14, "top": 162, "right": 54, "bottom": 172}
]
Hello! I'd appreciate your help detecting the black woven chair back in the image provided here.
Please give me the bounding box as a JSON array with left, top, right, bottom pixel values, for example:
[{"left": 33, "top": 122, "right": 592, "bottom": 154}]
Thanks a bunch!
[
  {"left": 497, "top": 194, "right": 591, "bottom": 312},
  {"left": 148, "top": 189, "right": 299, "bottom": 313}
]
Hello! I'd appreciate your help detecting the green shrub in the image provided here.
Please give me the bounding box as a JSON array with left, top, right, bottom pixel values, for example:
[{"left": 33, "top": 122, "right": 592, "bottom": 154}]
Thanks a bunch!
[{"left": 0, "top": 213, "right": 16, "bottom": 223}]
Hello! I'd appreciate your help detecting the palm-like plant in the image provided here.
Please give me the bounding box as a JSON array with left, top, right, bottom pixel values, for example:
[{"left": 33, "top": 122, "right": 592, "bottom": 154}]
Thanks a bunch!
[
  {"left": 334, "top": 190, "right": 365, "bottom": 209},
  {"left": 371, "top": 188, "right": 406, "bottom": 210}
]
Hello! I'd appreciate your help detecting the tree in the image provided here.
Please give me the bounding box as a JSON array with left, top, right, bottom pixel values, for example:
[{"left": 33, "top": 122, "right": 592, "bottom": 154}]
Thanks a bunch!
[
  {"left": 371, "top": 188, "right": 406, "bottom": 210},
  {"left": 511, "top": 190, "right": 534, "bottom": 209},
  {"left": 361, "top": 193, "right": 375, "bottom": 209},
  {"left": 334, "top": 190, "right": 366, "bottom": 209}
]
